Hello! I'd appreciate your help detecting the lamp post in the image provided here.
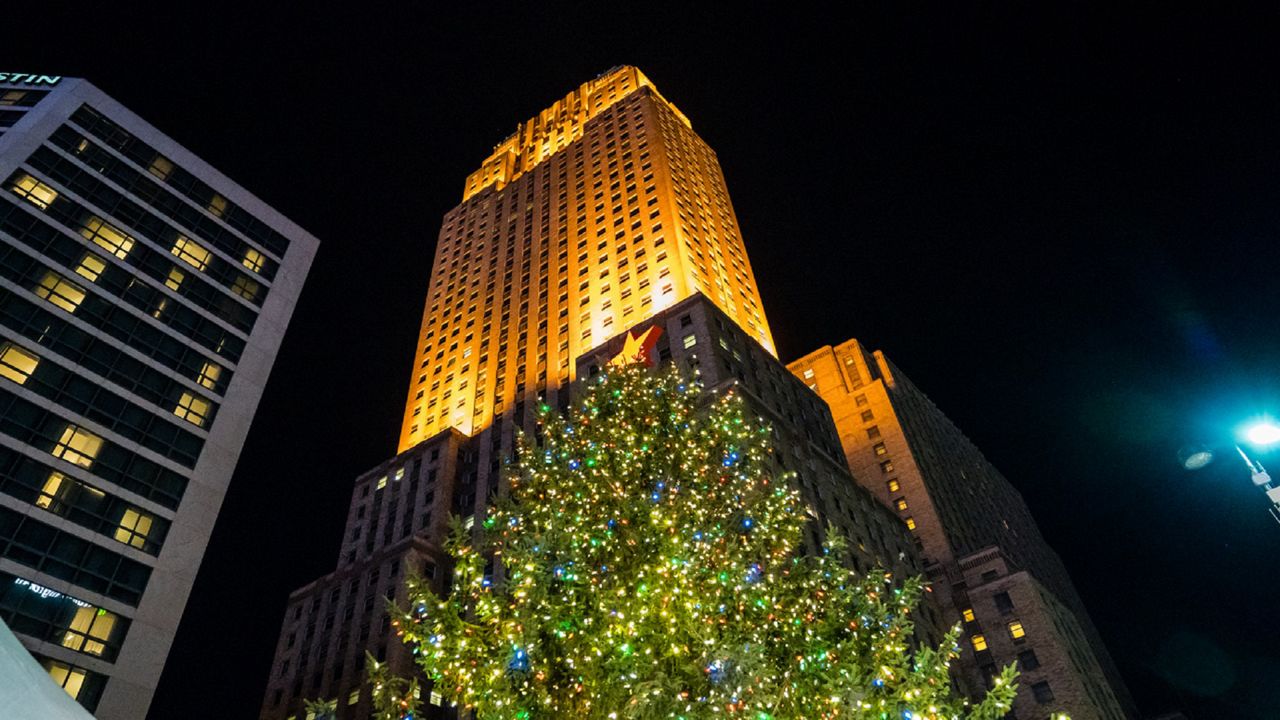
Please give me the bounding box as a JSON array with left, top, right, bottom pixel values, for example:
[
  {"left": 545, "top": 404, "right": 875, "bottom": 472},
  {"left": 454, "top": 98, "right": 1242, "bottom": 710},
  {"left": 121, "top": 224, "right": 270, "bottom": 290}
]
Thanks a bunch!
[{"left": 1180, "top": 420, "right": 1280, "bottom": 525}]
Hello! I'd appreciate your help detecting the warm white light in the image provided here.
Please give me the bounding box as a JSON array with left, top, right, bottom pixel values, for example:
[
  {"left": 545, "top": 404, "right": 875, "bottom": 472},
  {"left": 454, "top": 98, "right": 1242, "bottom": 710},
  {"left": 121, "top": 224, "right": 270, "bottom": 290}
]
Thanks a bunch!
[{"left": 1246, "top": 422, "right": 1280, "bottom": 446}]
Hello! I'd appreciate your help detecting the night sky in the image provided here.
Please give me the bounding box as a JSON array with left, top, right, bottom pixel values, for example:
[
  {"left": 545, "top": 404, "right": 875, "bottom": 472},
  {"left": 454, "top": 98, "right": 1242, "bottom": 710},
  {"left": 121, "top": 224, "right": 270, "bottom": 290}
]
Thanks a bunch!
[{"left": 11, "top": 4, "right": 1280, "bottom": 718}]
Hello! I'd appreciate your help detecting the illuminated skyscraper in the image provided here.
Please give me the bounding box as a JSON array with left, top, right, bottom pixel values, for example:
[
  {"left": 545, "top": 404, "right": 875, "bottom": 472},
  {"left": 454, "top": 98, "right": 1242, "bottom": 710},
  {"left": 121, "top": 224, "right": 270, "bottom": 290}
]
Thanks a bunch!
[
  {"left": 0, "top": 75, "right": 318, "bottom": 717},
  {"left": 398, "top": 65, "right": 773, "bottom": 448}
]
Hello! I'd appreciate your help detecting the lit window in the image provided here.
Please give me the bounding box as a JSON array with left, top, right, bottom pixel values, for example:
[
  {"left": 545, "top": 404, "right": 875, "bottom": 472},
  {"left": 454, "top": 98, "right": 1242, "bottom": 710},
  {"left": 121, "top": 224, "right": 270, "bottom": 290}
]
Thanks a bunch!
[
  {"left": 376, "top": 476, "right": 387, "bottom": 491},
  {"left": 962, "top": 608, "right": 976, "bottom": 623},
  {"left": 802, "top": 368, "right": 814, "bottom": 379},
  {"left": 886, "top": 478, "right": 900, "bottom": 493},
  {"left": 73, "top": 253, "right": 106, "bottom": 283},
  {"left": 148, "top": 155, "right": 173, "bottom": 180},
  {"left": 171, "top": 236, "right": 212, "bottom": 270},
  {"left": 207, "top": 194, "right": 228, "bottom": 217},
  {"left": 61, "top": 606, "right": 117, "bottom": 656},
  {"left": 430, "top": 691, "right": 443, "bottom": 706},
  {"left": 895, "top": 497, "right": 908, "bottom": 511},
  {"left": 114, "top": 508, "right": 154, "bottom": 549},
  {"left": 243, "top": 248, "right": 266, "bottom": 273},
  {"left": 348, "top": 690, "right": 359, "bottom": 705},
  {"left": 166, "top": 267, "right": 185, "bottom": 291},
  {"left": 1008, "top": 620, "right": 1026, "bottom": 640},
  {"left": 683, "top": 334, "right": 696, "bottom": 349},
  {"left": 880, "top": 460, "right": 894, "bottom": 474},
  {"left": 873, "top": 442, "right": 887, "bottom": 456},
  {"left": 34, "top": 272, "right": 86, "bottom": 313},
  {"left": 35, "top": 472, "right": 70, "bottom": 510},
  {"left": 197, "top": 362, "right": 221, "bottom": 390},
  {"left": 10, "top": 173, "right": 59, "bottom": 209},
  {"left": 44, "top": 660, "right": 87, "bottom": 699},
  {"left": 231, "top": 275, "right": 260, "bottom": 301},
  {"left": 80, "top": 216, "right": 135, "bottom": 259},
  {"left": 0, "top": 342, "right": 39, "bottom": 384},
  {"left": 173, "top": 392, "right": 211, "bottom": 427},
  {"left": 904, "top": 516, "right": 916, "bottom": 531},
  {"left": 0, "top": 90, "right": 29, "bottom": 106},
  {"left": 970, "top": 634, "right": 988, "bottom": 652},
  {"left": 52, "top": 425, "right": 103, "bottom": 468}
]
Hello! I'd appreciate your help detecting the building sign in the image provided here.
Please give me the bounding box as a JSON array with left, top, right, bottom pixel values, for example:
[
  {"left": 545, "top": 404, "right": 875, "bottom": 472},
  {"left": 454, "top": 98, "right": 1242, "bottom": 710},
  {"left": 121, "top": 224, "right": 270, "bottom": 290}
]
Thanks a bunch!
[
  {"left": 12, "top": 577, "right": 90, "bottom": 607},
  {"left": 0, "top": 73, "right": 62, "bottom": 86},
  {"left": 609, "top": 325, "right": 663, "bottom": 367}
]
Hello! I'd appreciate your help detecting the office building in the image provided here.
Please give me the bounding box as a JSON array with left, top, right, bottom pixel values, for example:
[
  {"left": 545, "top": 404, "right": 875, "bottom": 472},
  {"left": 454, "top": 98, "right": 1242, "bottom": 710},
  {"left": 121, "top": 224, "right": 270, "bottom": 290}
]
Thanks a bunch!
[
  {"left": 0, "top": 74, "right": 318, "bottom": 717},
  {"left": 788, "top": 339, "right": 1135, "bottom": 719},
  {"left": 261, "top": 67, "right": 929, "bottom": 720}
]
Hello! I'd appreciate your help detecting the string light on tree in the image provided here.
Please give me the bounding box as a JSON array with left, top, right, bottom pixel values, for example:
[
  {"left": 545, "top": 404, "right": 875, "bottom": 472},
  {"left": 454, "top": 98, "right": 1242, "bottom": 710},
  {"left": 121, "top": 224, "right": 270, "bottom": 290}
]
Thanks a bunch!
[{"left": 382, "top": 361, "right": 1038, "bottom": 719}]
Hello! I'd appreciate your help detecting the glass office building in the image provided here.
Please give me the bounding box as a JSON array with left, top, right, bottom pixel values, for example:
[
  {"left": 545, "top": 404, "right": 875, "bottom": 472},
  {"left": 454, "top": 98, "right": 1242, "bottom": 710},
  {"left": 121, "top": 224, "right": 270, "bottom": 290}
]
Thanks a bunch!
[{"left": 0, "top": 74, "right": 318, "bottom": 718}]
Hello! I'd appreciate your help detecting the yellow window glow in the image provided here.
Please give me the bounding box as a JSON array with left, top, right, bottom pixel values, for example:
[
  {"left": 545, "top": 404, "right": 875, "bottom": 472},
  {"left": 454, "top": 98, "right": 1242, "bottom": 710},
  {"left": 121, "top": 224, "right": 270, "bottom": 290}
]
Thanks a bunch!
[
  {"left": 114, "top": 508, "right": 154, "bottom": 549},
  {"left": 904, "top": 516, "right": 916, "bottom": 531},
  {"left": 231, "top": 274, "right": 260, "bottom": 301},
  {"left": 165, "top": 266, "right": 185, "bottom": 291},
  {"left": 0, "top": 343, "right": 39, "bottom": 385},
  {"left": 44, "top": 661, "right": 86, "bottom": 699},
  {"left": 148, "top": 155, "right": 173, "bottom": 180},
  {"left": 207, "top": 193, "right": 228, "bottom": 217},
  {"left": 962, "top": 608, "right": 976, "bottom": 623},
  {"left": 36, "top": 472, "right": 65, "bottom": 509},
  {"left": 80, "top": 216, "right": 135, "bottom": 259},
  {"left": 74, "top": 253, "right": 107, "bottom": 283},
  {"left": 52, "top": 425, "right": 103, "bottom": 468},
  {"left": 1, "top": 90, "right": 29, "bottom": 106},
  {"left": 243, "top": 247, "right": 266, "bottom": 273},
  {"left": 1008, "top": 620, "right": 1026, "bottom": 639},
  {"left": 895, "top": 497, "right": 908, "bottom": 511},
  {"left": 34, "top": 272, "right": 86, "bottom": 313},
  {"left": 171, "top": 236, "right": 212, "bottom": 271},
  {"left": 197, "top": 362, "right": 221, "bottom": 390},
  {"left": 10, "top": 173, "right": 59, "bottom": 209},
  {"left": 173, "top": 392, "right": 210, "bottom": 427},
  {"left": 970, "top": 634, "right": 988, "bottom": 652},
  {"left": 62, "top": 606, "right": 117, "bottom": 656},
  {"left": 886, "top": 479, "right": 900, "bottom": 493}
]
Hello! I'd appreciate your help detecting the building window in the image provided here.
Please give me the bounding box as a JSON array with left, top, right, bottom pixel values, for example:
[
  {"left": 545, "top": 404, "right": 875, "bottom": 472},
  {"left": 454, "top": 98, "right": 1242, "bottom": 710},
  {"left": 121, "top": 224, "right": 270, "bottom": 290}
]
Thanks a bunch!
[
  {"left": 1007, "top": 620, "right": 1026, "bottom": 640},
  {"left": 873, "top": 442, "right": 887, "bottom": 456},
  {"left": 166, "top": 267, "right": 185, "bottom": 291},
  {"left": 994, "top": 591, "right": 1015, "bottom": 614},
  {"left": 114, "top": 508, "right": 154, "bottom": 549},
  {"left": 970, "top": 633, "right": 988, "bottom": 652},
  {"left": 0, "top": 342, "right": 39, "bottom": 384},
  {"left": 74, "top": 254, "right": 107, "bottom": 283},
  {"left": 80, "top": 217, "right": 135, "bottom": 259},
  {"left": 36, "top": 472, "right": 66, "bottom": 509},
  {"left": 1031, "top": 681, "right": 1054, "bottom": 704},
  {"left": 207, "top": 194, "right": 228, "bottom": 218},
  {"left": 894, "top": 497, "right": 908, "bottom": 511},
  {"left": 962, "top": 608, "right": 976, "bottom": 623},
  {"left": 861, "top": 409, "right": 874, "bottom": 422},
  {"left": 854, "top": 394, "right": 868, "bottom": 407},
  {"left": 52, "top": 425, "right": 103, "bottom": 468},
  {"left": 682, "top": 334, "right": 696, "bottom": 349},
  {"left": 348, "top": 689, "right": 359, "bottom": 705},
  {"left": 197, "top": 362, "right": 221, "bottom": 390},
  {"left": 376, "top": 476, "right": 387, "bottom": 491},
  {"left": 1017, "top": 649, "right": 1040, "bottom": 671},
  {"left": 171, "top": 236, "right": 212, "bottom": 270},
  {"left": 866, "top": 426, "right": 881, "bottom": 439},
  {"left": 35, "top": 272, "right": 86, "bottom": 313},
  {"left": 802, "top": 368, "right": 814, "bottom": 379},
  {"left": 886, "top": 478, "right": 900, "bottom": 493},
  {"left": 61, "top": 606, "right": 118, "bottom": 656},
  {"left": 879, "top": 459, "right": 894, "bottom": 474},
  {"left": 243, "top": 248, "right": 267, "bottom": 273},
  {"left": 10, "top": 173, "right": 58, "bottom": 209},
  {"left": 904, "top": 516, "right": 916, "bottom": 531},
  {"left": 148, "top": 155, "right": 174, "bottom": 180},
  {"left": 44, "top": 660, "right": 88, "bottom": 699},
  {"left": 231, "top": 275, "right": 260, "bottom": 301},
  {"left": 174, "top": 392, "right": 211, "bottom": 427}
]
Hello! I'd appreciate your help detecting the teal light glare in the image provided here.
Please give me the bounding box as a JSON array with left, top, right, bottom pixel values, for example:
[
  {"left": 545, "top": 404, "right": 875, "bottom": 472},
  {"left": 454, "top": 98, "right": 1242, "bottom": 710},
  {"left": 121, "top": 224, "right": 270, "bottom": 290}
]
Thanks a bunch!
[{"left": 1245, "top": 421, "right": 1280, "bottom": 446}]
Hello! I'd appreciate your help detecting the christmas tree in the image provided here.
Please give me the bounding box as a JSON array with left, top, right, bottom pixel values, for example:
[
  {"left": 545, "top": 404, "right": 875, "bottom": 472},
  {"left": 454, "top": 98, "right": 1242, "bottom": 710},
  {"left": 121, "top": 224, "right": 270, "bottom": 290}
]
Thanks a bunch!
[{"left": 386, "top": 363, "right": 1022, "bottom": 719}]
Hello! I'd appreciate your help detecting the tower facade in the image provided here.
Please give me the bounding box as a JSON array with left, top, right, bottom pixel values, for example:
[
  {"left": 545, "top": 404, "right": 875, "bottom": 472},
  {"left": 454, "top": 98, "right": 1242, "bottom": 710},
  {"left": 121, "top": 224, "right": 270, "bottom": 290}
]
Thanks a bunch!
[
  {"left": 0, "top": 74, "right": 318, "bottom": 717},
  {"left": 788, "top": 340, "right": 1134, "bottom": 719},
  {"left": 398, "top": 66, "right": 774, "bottom": 448}
]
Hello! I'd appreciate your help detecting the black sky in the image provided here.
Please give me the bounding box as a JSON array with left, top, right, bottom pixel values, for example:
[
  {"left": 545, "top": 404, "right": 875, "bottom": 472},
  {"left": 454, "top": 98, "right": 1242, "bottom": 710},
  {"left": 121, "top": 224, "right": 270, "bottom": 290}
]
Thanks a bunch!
[{"left": 11, "top": 3, "right": 1280, "bottom": 718}]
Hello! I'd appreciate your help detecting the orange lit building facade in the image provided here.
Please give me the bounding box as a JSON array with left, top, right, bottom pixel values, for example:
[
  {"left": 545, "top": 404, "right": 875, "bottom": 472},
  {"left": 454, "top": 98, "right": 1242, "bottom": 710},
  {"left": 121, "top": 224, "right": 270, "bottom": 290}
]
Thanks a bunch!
[{"left": 398, "top": 66, "right": 773, "bottom": 448}]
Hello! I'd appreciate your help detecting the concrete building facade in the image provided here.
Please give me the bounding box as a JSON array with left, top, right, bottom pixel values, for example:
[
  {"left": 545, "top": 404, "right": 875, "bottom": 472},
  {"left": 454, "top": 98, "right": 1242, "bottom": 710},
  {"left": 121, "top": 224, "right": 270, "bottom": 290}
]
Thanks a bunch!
[
  {"left": 787, "top": 339, "right": 1134, "bottom": 720},
  {"left": 0, "top": 74, "right": 318, "bottom": 717}
]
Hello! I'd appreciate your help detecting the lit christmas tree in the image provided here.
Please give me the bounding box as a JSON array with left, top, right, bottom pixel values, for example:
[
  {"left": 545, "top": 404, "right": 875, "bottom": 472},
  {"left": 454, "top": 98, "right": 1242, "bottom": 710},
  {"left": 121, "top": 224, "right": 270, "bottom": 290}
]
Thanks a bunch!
[{"left": 386, "top": 363, "right": 1023, "bottom": 719}]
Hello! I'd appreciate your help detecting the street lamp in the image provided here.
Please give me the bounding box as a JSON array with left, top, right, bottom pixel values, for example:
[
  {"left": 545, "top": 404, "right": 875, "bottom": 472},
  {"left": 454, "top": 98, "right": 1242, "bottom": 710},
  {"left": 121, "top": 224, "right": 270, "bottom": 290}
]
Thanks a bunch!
[{"left": 1181, "top": 420, "right": 1280, "bottom": 525}]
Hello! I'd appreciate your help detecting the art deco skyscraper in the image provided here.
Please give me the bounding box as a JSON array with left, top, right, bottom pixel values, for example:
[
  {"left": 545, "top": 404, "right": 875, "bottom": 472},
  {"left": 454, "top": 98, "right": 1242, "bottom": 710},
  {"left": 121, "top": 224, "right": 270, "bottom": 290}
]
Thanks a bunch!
[
  {"left": 0, "top": 74, "right": 318, "bottom": 718},
  {"left": 398, "top": 66, "right": 773, "bottom": 448}
]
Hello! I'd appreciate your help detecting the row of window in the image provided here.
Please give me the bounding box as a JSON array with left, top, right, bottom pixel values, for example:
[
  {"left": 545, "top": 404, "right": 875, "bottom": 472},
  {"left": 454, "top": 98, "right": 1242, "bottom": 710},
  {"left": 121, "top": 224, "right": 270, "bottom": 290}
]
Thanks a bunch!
[
  {"left": 0, "top": 192, "right": 247, "bottom": 362},
  {"left": 0, "top": 384, "right": 188, "bottom": 509},
  {"left": 70, "top": 104, "right": 291, "bottom": 257},
  {"left": 0, "top": 569, "right": 129, "bottom": 661},
  {"left": 0, "top": 502, "right": 152, "bottom": 606},
  {"left": 41, "top": 654, "right": 107, "bottom": 711},
  {"left": 0, "top": 337, "right": 207, "bottom": 465},
  {"left": 0, "top": 442, "right": 168, "bottom": 555}
]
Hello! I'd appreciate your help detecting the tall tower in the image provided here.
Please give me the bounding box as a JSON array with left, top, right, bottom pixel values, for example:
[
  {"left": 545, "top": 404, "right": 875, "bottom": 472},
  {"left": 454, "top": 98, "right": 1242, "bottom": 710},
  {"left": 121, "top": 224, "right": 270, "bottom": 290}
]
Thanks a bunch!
[
  {"left": 0, "top": 74, "right": 318, "bottom": 718},
  {"left": 398, "top": 66, "right": 773, "bottom": 448},
  {"left": 788, "top": 340, "right": 1135, "bottom": 719}
]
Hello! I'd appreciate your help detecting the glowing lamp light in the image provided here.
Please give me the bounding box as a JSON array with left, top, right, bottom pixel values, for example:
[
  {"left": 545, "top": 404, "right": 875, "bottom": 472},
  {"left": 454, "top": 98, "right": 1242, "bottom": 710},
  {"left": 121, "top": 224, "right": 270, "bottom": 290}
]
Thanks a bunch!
[{"left": 1245, "top": 421, "right": 1280, "bottom": 446}]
